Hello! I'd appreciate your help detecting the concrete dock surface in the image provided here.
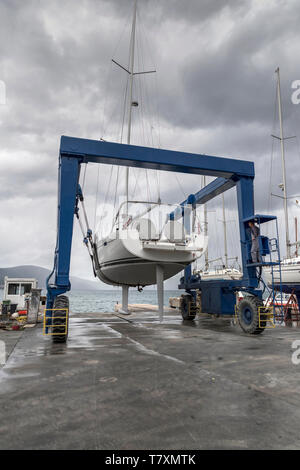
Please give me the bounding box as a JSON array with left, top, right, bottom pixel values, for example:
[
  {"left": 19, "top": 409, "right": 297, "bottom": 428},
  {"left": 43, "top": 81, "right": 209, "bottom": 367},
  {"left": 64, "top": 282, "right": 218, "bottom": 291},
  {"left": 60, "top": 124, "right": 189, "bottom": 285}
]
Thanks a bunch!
[{"left": 1, "top": 308, "right": 300, "bottom": 450}]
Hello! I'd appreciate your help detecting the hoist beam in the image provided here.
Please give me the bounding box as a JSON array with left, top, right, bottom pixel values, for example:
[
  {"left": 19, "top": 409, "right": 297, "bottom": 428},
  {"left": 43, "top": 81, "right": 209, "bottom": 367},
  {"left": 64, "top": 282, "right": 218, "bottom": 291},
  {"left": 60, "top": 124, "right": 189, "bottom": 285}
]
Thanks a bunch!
[{"left": 60, "top": 135, "right": 254, "bottom": 179}]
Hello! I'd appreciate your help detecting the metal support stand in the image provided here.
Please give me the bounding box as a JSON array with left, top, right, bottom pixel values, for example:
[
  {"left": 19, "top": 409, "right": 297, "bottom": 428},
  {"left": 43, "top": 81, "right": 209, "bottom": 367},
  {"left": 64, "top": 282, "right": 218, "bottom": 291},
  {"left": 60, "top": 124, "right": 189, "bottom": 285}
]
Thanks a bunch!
[
  {"left": 120, "top": 285, "right": 129, "bottom": 315},
  {"left": 156, "top": 264, "right": 164, "bottom": 322}
]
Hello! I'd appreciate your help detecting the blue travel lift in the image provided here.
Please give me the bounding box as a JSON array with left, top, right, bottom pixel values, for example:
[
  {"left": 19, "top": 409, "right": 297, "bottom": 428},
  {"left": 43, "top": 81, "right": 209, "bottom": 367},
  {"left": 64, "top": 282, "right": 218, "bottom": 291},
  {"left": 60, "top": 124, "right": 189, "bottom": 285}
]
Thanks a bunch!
[{"left": 46, "top": 135, "right": 281, "bottom": 342}]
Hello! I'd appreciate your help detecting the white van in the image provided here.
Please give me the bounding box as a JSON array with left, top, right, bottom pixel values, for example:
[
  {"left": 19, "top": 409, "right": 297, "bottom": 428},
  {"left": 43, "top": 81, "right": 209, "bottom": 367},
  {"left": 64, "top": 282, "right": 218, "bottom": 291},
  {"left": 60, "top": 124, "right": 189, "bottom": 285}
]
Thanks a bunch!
[{"left": 3, "top": 277, "right": 38, "bottom": 309}]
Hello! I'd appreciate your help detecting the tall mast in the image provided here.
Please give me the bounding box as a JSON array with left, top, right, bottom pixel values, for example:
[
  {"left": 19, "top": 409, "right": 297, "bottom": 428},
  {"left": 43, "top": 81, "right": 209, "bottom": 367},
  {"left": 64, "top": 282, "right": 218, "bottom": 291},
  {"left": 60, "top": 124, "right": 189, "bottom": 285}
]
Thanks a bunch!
[
  {"left": 222, "top": 193, "right": 228, "bottom": 268},
  {"left": 295, "top": 217, "right": 298, "bottom": 257},
  {"left": 125, "top": 0, "right": 138, "bottom": 212},
  {"left": 202, "top": 176, "right": 209, "bottom": 270},
  {"left": 276, "top": 67, "right": 291, "bottom": 258}
]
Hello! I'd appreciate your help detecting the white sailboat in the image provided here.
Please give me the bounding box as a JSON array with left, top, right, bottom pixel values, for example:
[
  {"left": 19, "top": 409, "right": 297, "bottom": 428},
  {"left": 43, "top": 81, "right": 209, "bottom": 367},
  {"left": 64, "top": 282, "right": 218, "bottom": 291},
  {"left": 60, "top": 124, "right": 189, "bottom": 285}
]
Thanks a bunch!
[
  {"left": 95, "top": 203, "right": 207, "bottom": 287},
  {"left": 195, "top": 190, "right": 242, "bottom": 280},
  {"left": 264, "top": 67, "right": 300, "bottom": 294},
  {"left": 93, "top": 0, "right": 208, "bottom": 313}
]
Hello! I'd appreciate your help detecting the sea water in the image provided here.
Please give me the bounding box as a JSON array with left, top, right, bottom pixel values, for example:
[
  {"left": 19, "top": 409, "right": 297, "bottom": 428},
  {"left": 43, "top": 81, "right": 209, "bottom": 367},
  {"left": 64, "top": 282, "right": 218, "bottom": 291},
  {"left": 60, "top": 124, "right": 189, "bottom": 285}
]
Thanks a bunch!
[{"left": 0, "top": 288, "right": 181, "bottom": 314}]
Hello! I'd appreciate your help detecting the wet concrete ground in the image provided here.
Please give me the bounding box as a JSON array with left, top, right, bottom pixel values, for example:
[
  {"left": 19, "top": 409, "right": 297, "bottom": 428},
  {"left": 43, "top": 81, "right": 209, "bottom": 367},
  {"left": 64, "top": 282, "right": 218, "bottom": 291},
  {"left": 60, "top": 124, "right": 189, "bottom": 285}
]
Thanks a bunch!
[{"left": 1, "top": 309, "right": 300, "bottom": 449}]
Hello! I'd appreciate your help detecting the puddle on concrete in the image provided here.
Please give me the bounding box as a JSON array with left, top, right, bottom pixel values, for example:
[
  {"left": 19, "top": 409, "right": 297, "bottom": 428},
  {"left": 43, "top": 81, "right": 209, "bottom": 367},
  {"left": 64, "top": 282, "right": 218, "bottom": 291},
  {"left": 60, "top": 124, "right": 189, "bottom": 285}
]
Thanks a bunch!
[
  {"left": 129, "top": 322, "right": 185, "bottom": 340},
  {"left": 65, "top": 320, "right": 123, "bottom": 350},
  {"left": 0, "top": 369, "right": 40, "bottom": 380},
  {"left": 0, "top": 368, "right": 41, "bottom": 395},
  {"left": 126, "top": 336, "right": 185, "bottom": 365},
  {"left": 1, "top": 319, "right": 127, "bottom": 374}
]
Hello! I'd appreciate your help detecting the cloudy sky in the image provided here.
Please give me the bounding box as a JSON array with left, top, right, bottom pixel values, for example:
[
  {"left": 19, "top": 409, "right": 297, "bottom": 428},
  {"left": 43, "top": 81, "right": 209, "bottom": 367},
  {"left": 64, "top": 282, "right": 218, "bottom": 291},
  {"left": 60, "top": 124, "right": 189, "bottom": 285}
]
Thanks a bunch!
[{"left": 1, "top": 0, "right": 300, "bottom": 288}]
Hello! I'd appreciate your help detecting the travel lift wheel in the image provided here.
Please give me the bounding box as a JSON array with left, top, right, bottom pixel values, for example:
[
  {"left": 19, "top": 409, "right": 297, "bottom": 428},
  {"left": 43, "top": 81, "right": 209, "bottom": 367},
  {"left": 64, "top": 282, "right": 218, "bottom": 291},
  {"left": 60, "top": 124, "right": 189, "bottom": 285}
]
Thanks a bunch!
[
  {"left": 52, "top": 295, "right": 69, "bottom": 343},
  {"left": 180, "top": 294, "right": 197, "bottom": 321},
  {"left": 237, "top": 295, "right": 266, "bottom": 334}
]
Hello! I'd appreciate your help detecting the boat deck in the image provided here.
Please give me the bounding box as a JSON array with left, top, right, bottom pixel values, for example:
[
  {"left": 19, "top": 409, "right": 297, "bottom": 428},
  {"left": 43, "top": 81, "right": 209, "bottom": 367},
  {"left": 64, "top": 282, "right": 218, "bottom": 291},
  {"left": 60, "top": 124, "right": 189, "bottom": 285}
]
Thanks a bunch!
[{"left": 1, "top": 308, "right": 300, "bottom": 449}]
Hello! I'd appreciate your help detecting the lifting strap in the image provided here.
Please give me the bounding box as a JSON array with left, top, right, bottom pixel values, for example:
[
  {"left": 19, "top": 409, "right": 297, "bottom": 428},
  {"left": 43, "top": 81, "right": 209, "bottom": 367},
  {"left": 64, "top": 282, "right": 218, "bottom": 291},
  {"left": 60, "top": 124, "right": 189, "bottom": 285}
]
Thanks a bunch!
[{"left": 75, "top": 184, "right": 97, "bottom": 277}]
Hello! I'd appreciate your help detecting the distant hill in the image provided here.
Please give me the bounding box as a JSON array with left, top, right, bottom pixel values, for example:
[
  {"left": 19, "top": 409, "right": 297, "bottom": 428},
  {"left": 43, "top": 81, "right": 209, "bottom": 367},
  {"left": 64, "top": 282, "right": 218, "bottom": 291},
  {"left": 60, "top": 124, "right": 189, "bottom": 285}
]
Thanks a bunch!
[
  {"left": 0, "top": 265, "right": 182, "bottom": 292},
  {"left": 0, "top": 265, "right": 100, "bottom": 291}
]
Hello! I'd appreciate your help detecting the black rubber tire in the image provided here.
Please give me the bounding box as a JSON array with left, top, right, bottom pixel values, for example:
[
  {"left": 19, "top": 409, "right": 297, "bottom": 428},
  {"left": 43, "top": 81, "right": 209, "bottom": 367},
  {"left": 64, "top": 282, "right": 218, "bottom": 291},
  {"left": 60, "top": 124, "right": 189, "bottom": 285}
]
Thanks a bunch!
[
  {"left": 52, "top": 295, "right": 69, "bottom": 343},
  {"left": 180, "top": 294, "right": 197, "bottom": 321},
  {"left": 237, "top": 296, "right": 265, "bottom": 334}
]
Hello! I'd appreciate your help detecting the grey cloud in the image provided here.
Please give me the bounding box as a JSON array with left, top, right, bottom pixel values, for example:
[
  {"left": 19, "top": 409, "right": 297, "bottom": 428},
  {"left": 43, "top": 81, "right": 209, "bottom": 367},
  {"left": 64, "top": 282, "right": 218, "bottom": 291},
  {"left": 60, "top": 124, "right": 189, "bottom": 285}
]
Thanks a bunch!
[
  {"left": 103, "top": 0, "right": 248, "bottom": 25},
  {"left": 157, "top": 1, "right": 300, "bottom": 130},
  {"left": 1, "top": 0, "right": 300, "bottom": 280}
]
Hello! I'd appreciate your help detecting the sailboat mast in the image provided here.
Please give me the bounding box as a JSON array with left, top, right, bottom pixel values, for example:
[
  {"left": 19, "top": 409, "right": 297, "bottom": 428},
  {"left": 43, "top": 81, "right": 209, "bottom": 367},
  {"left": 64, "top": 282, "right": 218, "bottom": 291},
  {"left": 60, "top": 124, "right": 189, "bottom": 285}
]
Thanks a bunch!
[
  {"left": 125, "top": 0, "right": 138, "bottom": 211},
  {"left": 203, "top": 176, "right": 209, "bottom": 270},
  {"left": 222, "top": 193, "right": 228, "bottom": 268},
  {"left": 276, "top": 67, "right": 291, "bottom": 258},
  {"left": 295, "top": 217, "right": 298, "bottom": 257}
]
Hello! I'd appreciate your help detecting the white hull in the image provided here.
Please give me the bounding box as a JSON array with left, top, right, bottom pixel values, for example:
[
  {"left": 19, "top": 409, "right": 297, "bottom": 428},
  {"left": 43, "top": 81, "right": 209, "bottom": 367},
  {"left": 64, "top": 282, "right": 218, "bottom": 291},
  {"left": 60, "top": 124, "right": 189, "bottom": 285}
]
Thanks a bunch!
[
  {"left": 264, "top": 258, "right": 300, "bottom": 288},
  {"left": 95, "top": 228, "right": 207, "bottom": 287},
  {"left": 199, "top": 268, "right": 242, "bottom": 281}
]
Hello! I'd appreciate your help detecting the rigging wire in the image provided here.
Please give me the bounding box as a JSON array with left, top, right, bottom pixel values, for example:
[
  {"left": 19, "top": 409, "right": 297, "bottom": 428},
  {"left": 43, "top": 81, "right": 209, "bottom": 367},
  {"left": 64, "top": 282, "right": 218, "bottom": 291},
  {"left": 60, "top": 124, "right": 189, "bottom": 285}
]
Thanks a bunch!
[
  {"left": 296, "top": 135, "right": 300, "bottom": 164},
  {"left": 104, "top": 165, "right": 115, "bottom": 207},
  {"left": 137, "top": 21, "right": 150, "bottom": 146},
  {"left": 93, "top": 165, "right": 100, "bottom": 231},
  {"left": 139, "top": 13, "right": 161, "bottom": 201},
  {"left": 211, "top": 200, "right": 221, "bottom": 266},
  {"left": 95, "top": 164, "right": 114, "bottom": 237},
  {"left": 82, "top": 163, "right": 88, "bottom": 191},
  {"left": 96, "top": 11, "right": 133, "bottom": 232},
  {"left": 136, "top": 29, "right": 147, "bottom": 146},
  {"left": 113, "top": 166, "right": 120, "bottom": 218},
  {"left": 175, "top": 174, "right": 187, "bottom": 199},
  {"left": 136, "top": 10, "right": 161, "bottom": 201},
  {"left": 120, "top": 76, "right": 130, "bottom": 143},
  {"left": 139, "top": 8, "right": 162, "bottom": 148},
  {"left": 140, "top": 27, "right": 160, "bottom": 202},
  {"left": 145, "top": 169, "right": 151, "bottom": 204},
  {"left": 267, "top": 77, "right": 279, "bottom": 216},
  {"left": 99, "top": 60, "right": 113, "bottom": 140},
  {"left": 100, "top": 10, "right": 132, "bottom": 140},
  {"left": 131, "top": 168, "right": 138, "bottom": 198},
  {"left": 136, "top": 26, "right": 152, "bottom": 203}
]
